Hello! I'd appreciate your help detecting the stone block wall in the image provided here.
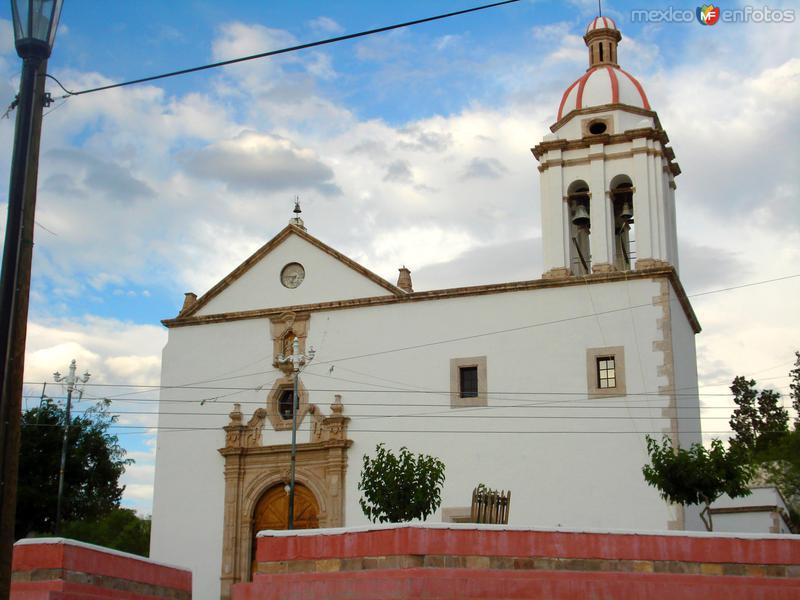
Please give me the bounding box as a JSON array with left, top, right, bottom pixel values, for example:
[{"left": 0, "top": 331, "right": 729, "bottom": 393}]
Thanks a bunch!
[{"left": 233, "top": 523, "right": 800, "bottom": 600}]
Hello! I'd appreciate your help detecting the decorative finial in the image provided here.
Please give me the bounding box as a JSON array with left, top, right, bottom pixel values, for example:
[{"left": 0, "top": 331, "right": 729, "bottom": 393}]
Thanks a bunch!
[
  {"left": 290, "top": 195, "right": 306, "bottom": 230},
  {"left": 396, "top": 265, "right": 413, "bottom": 293},
  {"left": 598, "top": 0, "right": 602, "bottom": 17}
]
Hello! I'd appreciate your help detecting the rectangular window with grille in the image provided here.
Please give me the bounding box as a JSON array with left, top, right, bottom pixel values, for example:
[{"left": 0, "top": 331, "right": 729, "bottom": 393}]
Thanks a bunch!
[
  {"left": 459, "top": 366, "right": 479, "bottom": 398},
  {"left": 278, "top": 388, "right": 295, "bottom": 420},
  {"left": 597, "top": 357, "right": 616, "bottom": 389}
]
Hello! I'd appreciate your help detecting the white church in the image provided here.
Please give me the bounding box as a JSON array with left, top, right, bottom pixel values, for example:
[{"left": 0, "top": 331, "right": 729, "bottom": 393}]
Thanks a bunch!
[{"left": 151, "top": 16, "right": 704, "bottom": 600}]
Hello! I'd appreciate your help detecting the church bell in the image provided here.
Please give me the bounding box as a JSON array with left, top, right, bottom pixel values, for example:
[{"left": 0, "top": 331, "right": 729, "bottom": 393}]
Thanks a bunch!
[
  {"left": 572, "top": 203, "right": 590, "bottom": 228},
  {"left": 619, "top": 201, "right": 633, "bottom": 222}
]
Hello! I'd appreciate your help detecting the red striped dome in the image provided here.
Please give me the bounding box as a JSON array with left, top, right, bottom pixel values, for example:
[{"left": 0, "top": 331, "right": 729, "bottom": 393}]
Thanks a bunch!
[
  {"left": 586, "top": 16, "right": 618, "bottom": 33},
  {"left": 557, "top": 64, "right": 650, "bottom": 121}
]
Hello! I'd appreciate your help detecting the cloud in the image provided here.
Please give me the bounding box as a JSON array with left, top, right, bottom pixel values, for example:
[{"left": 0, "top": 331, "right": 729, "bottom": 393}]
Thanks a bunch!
[
  {"left": 181, "top": 130, "right": 340, "bottom": 195},
  {"left": 369, "top": 226, "right": 478, "bottom": 276},
  {"left": 308, "top": 16, "right": 344, "bottom": 35},
  {"left": 212, "top": 22, "right": 296, "bottom": 61},
  {"left": 119, "top": 445, "right": 156, "bottom": 515},
  {"left": 383, "top": 159, "right": 413, "bottom": 183},
  {"left": 413, "top": 237, "right": 542, "bottom": 290},
  {"left": 676, "top": 241, "right": 752, "bottom": 293},
  {"left": 460, "top": 157, "right": 508, "bottom": 180},
  {"left": 24, "top": 317, "right": 165, "bottom": 387},
  {"left": 45, "top": 148, "right": 154, "bottom": 203},
  {"left": 396, "top": 125, "right": 453, "bottom": 153},
  {"left": 435, "top": 34, "right": 462, "bottom": 51}
]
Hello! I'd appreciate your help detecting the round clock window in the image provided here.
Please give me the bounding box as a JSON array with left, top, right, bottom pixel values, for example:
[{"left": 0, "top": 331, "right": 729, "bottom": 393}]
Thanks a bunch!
[{"left": 280, "top": 263, "right": 305, "bottom": 289}]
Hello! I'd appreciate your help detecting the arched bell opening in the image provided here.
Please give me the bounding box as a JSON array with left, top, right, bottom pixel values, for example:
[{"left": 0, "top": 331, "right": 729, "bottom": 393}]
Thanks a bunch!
[
  {"left": 250, "top": 482, "right": 320, "bottom": 578},
  {"left": 567, "top": 180, "right": 591, "bottom": 275},
  {"left": 610, "top": 176, "right": 635, "bottom": 271}
]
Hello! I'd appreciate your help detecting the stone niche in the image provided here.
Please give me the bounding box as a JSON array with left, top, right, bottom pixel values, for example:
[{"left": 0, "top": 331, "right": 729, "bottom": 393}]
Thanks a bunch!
[
  {"left": 269, "top": 312, "right": 309, "bottom": 375},
  {"left": 218, "top": 396, "right": 351, "bottom": 599}
]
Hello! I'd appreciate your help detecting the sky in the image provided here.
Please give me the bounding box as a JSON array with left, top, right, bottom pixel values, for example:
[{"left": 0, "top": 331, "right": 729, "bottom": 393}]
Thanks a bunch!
[{"left": 0, "top": 0, "right": 798, "bottom": 515}]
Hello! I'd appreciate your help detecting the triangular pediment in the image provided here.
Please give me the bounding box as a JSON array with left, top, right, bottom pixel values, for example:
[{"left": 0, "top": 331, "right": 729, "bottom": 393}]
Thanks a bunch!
[{"left": 181, "top": 225, "right": 403, "bottom": 318}]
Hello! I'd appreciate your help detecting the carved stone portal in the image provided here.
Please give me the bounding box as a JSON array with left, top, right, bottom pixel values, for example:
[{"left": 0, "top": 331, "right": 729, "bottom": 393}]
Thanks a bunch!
[{"left": 219, "top": 399, "right": 351, "bottom": 600}]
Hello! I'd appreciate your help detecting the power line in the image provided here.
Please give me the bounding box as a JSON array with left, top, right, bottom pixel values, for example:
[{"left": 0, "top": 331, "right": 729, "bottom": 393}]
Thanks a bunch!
[
  {"left": 20, "top": 422, "right": 755, "bottom": 435},
  {"left": 51, "top": 410, "right": 744, "bottom": 420},
  {"left": 24, "top": 396, "right": 761, "bottom": 408},
  {"left": 20, "top": 273, "right": 800, "bottom": 401},
  {"left": 50, "top": 383, "right": 791, "bottom": 397},
  {"left": 48, "top": 1, "right": 522, "bottom": 98},
  {"left": 24, "top": 273, "right": 800, "bottom": 395}
]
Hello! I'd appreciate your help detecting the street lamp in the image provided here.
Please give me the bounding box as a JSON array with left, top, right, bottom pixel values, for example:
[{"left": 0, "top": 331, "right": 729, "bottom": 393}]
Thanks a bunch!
[
  {"left": 0, "top": 1, "right": 64, "bottom": 597},
  {"left": 276, "top": 338, "right": 315, "bottom": 530},
  {"left": 53, "top": 359, "right": 90, "bottom": 535},
  {"left": 11, "top": 0, "right": 63, "bottom": 59}
]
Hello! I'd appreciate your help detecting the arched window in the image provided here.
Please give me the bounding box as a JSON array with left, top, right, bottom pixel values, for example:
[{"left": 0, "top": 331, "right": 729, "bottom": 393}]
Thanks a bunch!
[
  {"left": 567, "top": 180, "right": 591, "bottom": 275},
  {"left": 610, "top": 176, "right": 635, "bottom": 271}
]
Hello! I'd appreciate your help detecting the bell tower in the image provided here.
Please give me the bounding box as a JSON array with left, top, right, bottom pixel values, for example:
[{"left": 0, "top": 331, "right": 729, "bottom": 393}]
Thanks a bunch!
[{"left": 532, "top": 16, "right": 681, "bottom": 279}]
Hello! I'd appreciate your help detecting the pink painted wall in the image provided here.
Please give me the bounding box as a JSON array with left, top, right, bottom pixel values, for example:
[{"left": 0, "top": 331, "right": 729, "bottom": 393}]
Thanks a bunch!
[
  {"left": 234, "top": 524, "right": 800, "bottom": 600},
  {"left": 12, "top": 538, "right": 191, "bottom": 600}
]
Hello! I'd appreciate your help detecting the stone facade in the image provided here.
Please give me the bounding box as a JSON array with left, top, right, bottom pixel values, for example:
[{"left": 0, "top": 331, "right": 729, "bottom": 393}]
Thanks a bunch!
[{"left": 218, "top": 399, "right": 351, "bottom": 599}]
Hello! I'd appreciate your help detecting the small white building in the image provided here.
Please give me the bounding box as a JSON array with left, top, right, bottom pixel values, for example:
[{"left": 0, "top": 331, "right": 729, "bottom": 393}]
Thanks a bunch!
[
  {"left": 711, "top": 487, "right": 794, "bottom": 535},
  {"left": 151, "top": 17, "right": 705, "bottom": 600}
]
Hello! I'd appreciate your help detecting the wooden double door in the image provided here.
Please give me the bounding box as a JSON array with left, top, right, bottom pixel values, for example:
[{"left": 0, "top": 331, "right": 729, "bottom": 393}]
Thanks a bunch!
[{"left": 251, "top": 483, "right": 319, "bottom": 575}]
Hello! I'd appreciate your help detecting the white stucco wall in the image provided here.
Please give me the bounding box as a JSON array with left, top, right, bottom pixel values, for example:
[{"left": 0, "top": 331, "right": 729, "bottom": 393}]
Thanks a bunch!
[
  {"left": 554, "top": 109, "right": 656, "bottom": 141},
  {"left": 150, "top": 274, "right": 700, "bottom": 600},
  {"left": 668, "top": 284, "right": 703, "bottom": 531}
]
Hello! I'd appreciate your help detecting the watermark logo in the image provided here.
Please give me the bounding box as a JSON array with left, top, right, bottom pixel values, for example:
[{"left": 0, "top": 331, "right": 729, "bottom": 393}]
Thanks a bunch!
[
  {"left": 631, "top": 5, "right": 796, "bottom": 24},
  {"left": 696, "top": 4, "right": 721, "bottom": 25}
]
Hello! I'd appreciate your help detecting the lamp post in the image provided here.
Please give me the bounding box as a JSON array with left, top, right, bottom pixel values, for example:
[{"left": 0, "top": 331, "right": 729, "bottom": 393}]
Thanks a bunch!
[
  {"left": 276, "top": 337, "right": 315, "bottom": 530},
  {"left": 0, "top": 1, "right": 64, "bottom": 596},
  {"left": 52, "top": 359, "right": 90, "bottom": 535}
]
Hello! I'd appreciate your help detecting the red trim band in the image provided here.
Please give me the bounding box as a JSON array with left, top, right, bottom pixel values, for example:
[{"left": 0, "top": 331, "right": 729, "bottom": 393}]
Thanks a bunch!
[
  {"left": 558, "top": 77, "right": 581, "bottom": 120},
  {"left": 606, "top": 66, "right": 619, "bottom": 103}
]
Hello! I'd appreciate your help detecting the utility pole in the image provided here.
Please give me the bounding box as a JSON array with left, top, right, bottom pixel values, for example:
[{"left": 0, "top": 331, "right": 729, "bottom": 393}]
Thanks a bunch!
[
  {"left": 1, "top": 4, "right": 66, "bottom": 596},
  {"left": 276, "top": 337, "right": 315, "bottom": 530},
  {"left": 52, "top": 360, "right": 90, "bottom": 535}
]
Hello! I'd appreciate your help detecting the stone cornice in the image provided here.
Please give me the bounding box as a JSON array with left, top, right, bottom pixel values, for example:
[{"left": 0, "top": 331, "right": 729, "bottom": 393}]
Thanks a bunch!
[
  {"left": 550, "top": 103, "right": 662, "bottom": 133},
  {"left": 531, "top": 127, "right": 668, "bottom": 160},
  {"left": 164, "top": 267, "right": 701, "bottom": 335},
  {"left": 218, "top": 438, "right": 352, "bottom": 457},
  {"left": 531, "top": 126, "right": 680, "bottom": 178},
  {"left": 178, "top": 224, "right": 405, "bottom": 319}
]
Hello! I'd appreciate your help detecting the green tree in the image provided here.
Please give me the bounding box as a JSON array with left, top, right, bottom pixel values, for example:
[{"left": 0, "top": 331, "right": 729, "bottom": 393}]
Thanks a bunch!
[
  {"left": 16, "top": 399, "right": 132, "bottom": 539},
  {"left": 729, "top": 376, "right": 789, "bottom": 454},
  {"left": 727, "top": 355, "right": 799, "bottom": 528},
  {"left": 358, "top": 443, "right": 445, "bottom": 523},
  {"left": 642, "top": 435, "right": 753, "bottom": 531},
  {"left": 61, "top": 508, "right": 151, "bottom": 556},
  {"left": 790, "top": 351, "right": 800, "bottom": 429}
]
